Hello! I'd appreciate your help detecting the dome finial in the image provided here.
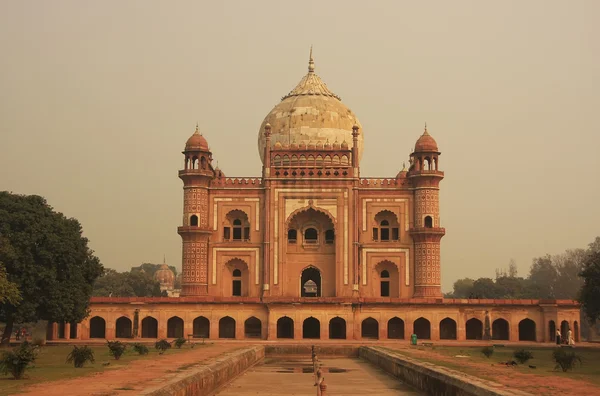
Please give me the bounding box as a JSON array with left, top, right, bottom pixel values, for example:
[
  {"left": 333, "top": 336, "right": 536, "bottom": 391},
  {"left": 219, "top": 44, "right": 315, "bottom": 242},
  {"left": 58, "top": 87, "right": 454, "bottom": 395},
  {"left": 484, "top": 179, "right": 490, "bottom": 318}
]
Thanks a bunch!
[
  {"left": 163, "top": 254, "right": 166, "bottom": 264},
  {"left": 424, "top": 122, "right": 429, "bottom": 135},
  {"left": 308, "top": 45, "right": 315, "bottom": 73},
  {"left": 195, "top": 123, "right": 199, "bottom": 134}
]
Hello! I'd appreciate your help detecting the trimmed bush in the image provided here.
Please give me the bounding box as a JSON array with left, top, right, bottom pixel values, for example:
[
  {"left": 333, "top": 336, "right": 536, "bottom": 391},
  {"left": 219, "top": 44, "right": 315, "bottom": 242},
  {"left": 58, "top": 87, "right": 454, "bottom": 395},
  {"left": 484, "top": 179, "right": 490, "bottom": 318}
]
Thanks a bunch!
[
  {"left": 513, "top": 349, "right": 534, "bottom": 364},
  {"left": 107, "top": 341, "right": 127, "bottom": 360},
  {"left": 481, "top": 346, "right": 494, "bottom": 358},
  {"left": 0, "top": 341, "right": 39, "bottom": 379},
  {"left": 66, "top": 345, "right": 95, "bottom": 368},
  {"left": 174, "top": 337, "right": 187, "bottom": 349},
  {"left": 132, "top": 343, "right": 149, "bottom": 355},
  {"left": 552, "top": 348, "right": 582, "bottom": 372},
  {"left": 155, "top": 339, "right": 171, "bottom": 355}
]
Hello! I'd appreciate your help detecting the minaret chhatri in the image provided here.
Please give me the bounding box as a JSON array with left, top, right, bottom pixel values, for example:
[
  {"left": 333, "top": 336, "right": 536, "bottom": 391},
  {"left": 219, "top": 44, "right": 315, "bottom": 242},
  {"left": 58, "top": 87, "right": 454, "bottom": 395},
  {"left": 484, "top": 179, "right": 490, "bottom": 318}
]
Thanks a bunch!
[
  {"left": 178, "top": 125, "right": 214, "bottom": 296},
  {"left": 409, "top": 124, "right": 445, "bottom": 298}
]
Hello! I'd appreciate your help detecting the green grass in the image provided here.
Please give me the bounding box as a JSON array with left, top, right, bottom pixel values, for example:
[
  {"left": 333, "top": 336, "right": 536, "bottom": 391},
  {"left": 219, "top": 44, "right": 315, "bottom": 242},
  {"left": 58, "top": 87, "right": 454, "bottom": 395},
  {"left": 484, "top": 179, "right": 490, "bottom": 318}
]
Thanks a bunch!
[
  {"left": 0, "top": 343, "right": 197, "bottom": 396},
  {"left": 383, "top": 345, "right": 600, "bottom": 386}
]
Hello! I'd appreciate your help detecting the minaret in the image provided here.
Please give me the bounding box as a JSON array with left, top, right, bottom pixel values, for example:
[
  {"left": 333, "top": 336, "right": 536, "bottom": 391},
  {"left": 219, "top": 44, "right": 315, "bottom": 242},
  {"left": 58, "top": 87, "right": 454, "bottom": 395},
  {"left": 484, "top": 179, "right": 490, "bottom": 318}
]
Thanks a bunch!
[
  {"left": 178, "top": 124, "right": 214, "bottom": 296},
  {"left": 408, "top": 124, "right": 445, "bottom": 298}
]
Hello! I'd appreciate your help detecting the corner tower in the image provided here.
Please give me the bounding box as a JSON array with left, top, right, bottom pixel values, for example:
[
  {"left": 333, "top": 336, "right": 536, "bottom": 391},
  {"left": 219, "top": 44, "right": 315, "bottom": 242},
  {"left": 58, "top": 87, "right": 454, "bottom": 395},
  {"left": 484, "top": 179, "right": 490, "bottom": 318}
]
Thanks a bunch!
[
  {"left": 178, "top": 125, "right": 214, "bottom": 296},
  {"left": 408, "top": 125, "right": 445, "bottom": 298}
]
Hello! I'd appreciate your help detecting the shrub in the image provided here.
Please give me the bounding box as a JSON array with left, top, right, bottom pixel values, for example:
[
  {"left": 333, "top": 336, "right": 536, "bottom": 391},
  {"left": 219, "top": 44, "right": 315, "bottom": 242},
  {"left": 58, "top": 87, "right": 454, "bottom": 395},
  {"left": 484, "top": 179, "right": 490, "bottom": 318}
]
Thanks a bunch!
[
  {"left": 0, "top": 341, "right": 39, "bottom": 379},
  {"left": 107, "top": 341, "right": 127, "bottom": 360},
  {"left": 513, "top": 349, "right": 533, "bottom": 364},
  {"left": 481, "top": 346, "right": 494, "bottom": 358},
  {"left": 155, "top": 339, "right": 171, "bottom": 355},
  {"left": 132, "top": 343, "right": 149, "bottom": 355},
  {"left": 553, "top": 348, "right": 582, "bottom": 372},
  {"left": 174, "top": 337, "right": 187, "bottom": 349},
  {"left": 66, "top": 345, "right": 95, "bottom": 368}
]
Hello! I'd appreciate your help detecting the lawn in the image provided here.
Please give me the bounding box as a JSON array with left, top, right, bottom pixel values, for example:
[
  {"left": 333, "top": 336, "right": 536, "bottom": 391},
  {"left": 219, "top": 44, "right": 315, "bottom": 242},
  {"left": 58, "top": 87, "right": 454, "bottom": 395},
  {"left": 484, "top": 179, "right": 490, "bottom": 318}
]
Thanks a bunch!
[
  {"left": 0, "top": 342, "right": 207, "bottom": 396},
  {"left": 383, "top": 345, "right": 600, "bottom": 387}
]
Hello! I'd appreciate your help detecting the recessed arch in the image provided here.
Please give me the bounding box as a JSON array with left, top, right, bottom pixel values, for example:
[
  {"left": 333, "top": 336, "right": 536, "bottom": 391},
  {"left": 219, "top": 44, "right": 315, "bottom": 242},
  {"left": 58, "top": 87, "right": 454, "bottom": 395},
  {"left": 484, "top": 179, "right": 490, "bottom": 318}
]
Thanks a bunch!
[
  {"left": 440, "top": 318, "right": 457, "bottom": 340},
  {"left": 167, "top": 316, "right": 184, "bottom": 338},
  {"left": 193, "top": 316, "right": 210, "bottom": 338},
  {"left": 277, "top": 317, "right": 294, "bottom": 339},
  {"left": 361, "top": 317, "right": 379, "bottom": 339},
  {"left": 373, "top": 210, "right": 400, "bottom": 241},
  {"left": 492, "top": 318, "right": 509, "bottom": 340},
  {"left": 413, "top": 317, "right": 431, "bottom": 340},
  {"left": 374, "top": 260, "right": 399, "bottom": 298},
  {"left": 424, "top": 216, "right": 433, "bottom": 228},
  {"left": 244, "top": 316, "right": 262, "bottom": 338},
  {"left": 219, "top": 316, "right": 236, "bottom": 339},
  {"left": 224, "top": 209, "right": 250, "bottom": 241},
  {"left": 388, "top": 317, "right": 404, "bottom": 339},
  {"left": 303, "top": 317, "right": 320, "bottom": 339},
  {"left": 141, "top": 316, "right": 158, "bottom": 338},
  {"left": 190, "top": 215, "right": 199, "bottom": 227},
  {"left": 115, "top": 316, "right": 132, "bottom": 338},
  {"left": 466, "top": 318, "right": 483, "bottom": 340},
  {"left": 285, "top": 206, "right": 336, "bottom": 227},
  {"left": 89, "top": 316, "right": 106, "bottom": 339},
  {"left": 518, "top": 318, "right": 536, "bottom": 341},
  {"left": 301, "top": 266, "right": 321, "bottom": 297},
  {"left": 329, "top": 317, "right": 346, "bottom": 339},
  {"left": 549, "top": 320, "right": 556, "bottom": 342}
]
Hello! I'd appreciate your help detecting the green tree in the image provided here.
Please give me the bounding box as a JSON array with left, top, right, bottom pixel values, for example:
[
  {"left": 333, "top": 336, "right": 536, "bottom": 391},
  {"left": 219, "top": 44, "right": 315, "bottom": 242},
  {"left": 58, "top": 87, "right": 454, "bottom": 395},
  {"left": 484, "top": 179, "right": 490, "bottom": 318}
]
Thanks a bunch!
[
  {"left": 92, "top": 268, "right": 163, "bottom": 297},
  {"left": 528, "top": 255, "right": 558, "bottom": 298},
  {"left": 0, "top": 263, "right": 21, "bottom": 305},
  {"left": 0, "top": 192, "right": 103, "bottom": 345},
  {"left": 449, "top": 278, "right": 474, "bottom": 298},
  {"left": 470, "top": 278, "right": 499, "bottom": 298},
  {"left": 579, "top": 249, "right": 600, "bottom": 322}
]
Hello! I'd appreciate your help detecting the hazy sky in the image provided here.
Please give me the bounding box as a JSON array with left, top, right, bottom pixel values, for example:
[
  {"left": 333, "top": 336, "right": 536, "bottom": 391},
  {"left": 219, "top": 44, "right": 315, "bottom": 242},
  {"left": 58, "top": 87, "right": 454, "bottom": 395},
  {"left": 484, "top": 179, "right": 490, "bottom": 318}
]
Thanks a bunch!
[{"left": 1, "top": 1, "right": 598, "bottom": 292}]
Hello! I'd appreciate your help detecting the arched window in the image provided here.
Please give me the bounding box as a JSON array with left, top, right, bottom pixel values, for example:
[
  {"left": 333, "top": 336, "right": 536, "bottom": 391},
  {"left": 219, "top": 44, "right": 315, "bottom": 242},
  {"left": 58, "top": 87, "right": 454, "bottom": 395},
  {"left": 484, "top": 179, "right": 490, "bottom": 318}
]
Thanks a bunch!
[
  {"left": 380, "top": 270, "right": 390, "bottom": 297},
  {"left": 304, "top": 228, "right": 318, "bottom": 243},
  {"left": 373, "top": 211, "right": 400, "bottom": 242},
  {"left": 288, "top": 229, "right": 297, "bottom": 244},
  {"left": 424, "top": 216, "right": 433, "bottom": 228},
  {"left": 200, "top": 156, "right": 207, "bottom": 169},
  {"left": 325, "top": 229, "right": 335, "bottom": 244},
  {"left": 224, "top": 210, "right": 250, "bottom": 242},
  {"left": 190, "top": 215, "right": 198, "bottom": 227},
  {"left": 232, "top": 269, "right": 242, "bottom": 296}
]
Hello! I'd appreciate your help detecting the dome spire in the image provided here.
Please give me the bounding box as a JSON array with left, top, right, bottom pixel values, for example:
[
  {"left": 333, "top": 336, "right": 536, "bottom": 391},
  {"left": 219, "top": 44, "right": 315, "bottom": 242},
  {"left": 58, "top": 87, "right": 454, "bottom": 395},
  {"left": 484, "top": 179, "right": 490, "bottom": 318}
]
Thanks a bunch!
[
  {"left": 308, "top": 45, "right": 315, "bottom": 73},
  {"left": 423, "top": 122, "right": 429, "bottom": 136},
  {"left": 281, "top": 48, "right": 340, "bottom": 100}
]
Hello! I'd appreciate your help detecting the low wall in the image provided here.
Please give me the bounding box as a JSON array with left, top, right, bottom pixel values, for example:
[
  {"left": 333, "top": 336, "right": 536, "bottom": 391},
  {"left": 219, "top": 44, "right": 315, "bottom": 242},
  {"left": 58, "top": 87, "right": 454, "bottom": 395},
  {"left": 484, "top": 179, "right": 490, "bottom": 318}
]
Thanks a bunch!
[
  {"left": 139, "top": 346, "right": 264, "bottom": 396},
  {"left": 265, "top": 344, "right": 358, "bottom": 356},
  {"left": 359, "top": 346, "right": 532, "bottom": 396}
]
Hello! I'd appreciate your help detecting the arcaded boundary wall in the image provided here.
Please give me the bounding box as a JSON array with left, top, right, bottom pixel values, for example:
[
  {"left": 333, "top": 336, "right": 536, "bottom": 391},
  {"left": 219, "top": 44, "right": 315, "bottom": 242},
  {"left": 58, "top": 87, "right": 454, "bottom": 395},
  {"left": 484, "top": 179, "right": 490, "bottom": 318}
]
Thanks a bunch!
[
  {"left": 359, "top": 346, "right": 533, "bottom": 396},
  {"left": 139, "top": 346, "right": 264, "bottom": 396}
]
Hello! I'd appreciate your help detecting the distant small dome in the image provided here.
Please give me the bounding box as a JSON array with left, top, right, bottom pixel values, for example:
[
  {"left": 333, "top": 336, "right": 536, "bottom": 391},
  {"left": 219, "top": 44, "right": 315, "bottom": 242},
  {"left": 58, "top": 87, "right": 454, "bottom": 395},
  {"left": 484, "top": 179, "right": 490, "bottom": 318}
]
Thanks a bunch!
[
  {"left": 308, "top": 141, "right": 316, "bottom": 150},
  {"left": 414, "top": 125, "right": 439, "bottom": 152},
  {"left": 341, "top": 140, "right": 349, "bottom": 149},
  {"left": 290, "top": 141, "right": 299, "bottom": 150},
  {"left": 298, "top": 141, "right": 307, "bottom": 150},
  {"left": 316, "top": 141, "right": 324, "bottom": 150},
  {"left": 185, "top": 125, "right": 209, "bottom": 151},
  {"left": 324, "top": 140, "right": 332, "bottom": 150},
  {"left": 154, "top": 263, "right": 175, "bottom": 289},
  {"left": 333, "top": 140, "right": 341, "bottom": 150},
  {"left": 274, "top": 141, "right": 283, "bottom": 149}
]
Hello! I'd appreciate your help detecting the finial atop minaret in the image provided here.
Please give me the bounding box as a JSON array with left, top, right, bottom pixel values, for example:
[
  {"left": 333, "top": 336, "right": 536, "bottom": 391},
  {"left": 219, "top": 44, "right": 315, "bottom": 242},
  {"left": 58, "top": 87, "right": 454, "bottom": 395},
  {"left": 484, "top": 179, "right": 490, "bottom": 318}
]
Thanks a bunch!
[
  {"left": 424, "top": 122, "right": 429, "bottom": 135},
  {"left": 402, "top": 162, "right": 406, "bottom": 171},
  {"left": 194, "top": 122, "right": 201, "bottom": 135},
  {"left": 163, "top": 254, "right": 166, "bottom": 264},
  {"left": 308, "top": 45, "right": 315, "bottom": 73}
]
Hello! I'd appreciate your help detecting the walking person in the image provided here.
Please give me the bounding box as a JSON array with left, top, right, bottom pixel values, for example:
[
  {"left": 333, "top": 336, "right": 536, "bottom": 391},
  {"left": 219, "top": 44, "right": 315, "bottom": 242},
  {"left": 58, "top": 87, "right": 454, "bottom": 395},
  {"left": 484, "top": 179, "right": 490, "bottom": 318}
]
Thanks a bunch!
[{"left": 555, "top": 329, "right": 561, "bottom": 345}]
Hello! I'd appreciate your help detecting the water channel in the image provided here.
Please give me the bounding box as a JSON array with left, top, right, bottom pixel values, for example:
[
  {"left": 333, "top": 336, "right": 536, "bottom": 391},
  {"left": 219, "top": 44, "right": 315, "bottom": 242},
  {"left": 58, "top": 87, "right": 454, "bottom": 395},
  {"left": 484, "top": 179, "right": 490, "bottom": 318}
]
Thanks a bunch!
[{"left": 218, "top": 356, "right": 421, "bottom": 395}]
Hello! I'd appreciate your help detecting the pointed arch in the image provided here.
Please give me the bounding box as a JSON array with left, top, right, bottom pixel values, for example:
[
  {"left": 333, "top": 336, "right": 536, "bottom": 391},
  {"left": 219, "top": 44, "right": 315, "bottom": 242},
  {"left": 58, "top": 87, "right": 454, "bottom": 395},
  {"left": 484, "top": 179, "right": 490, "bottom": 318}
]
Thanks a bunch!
[
  {"left": 388, "top": 317, "right": 404, "bottom": 339},
  {"left": 219, "top": 316, "right": 236, "bottom": 339},
  {"left": 361, "top": 317, "right": 379, "bottom": 339},
  {"left": 439, "top": 318, "right": 457, "bottom": 340},
  {"left": 413, "top": 317, "right": 431, "bottom": 340},
  {"left": 492, "top": 318, "right": 509, "bottom": 340},
  {"left": 89, "top": 316, "right": 106, "bottom": 339},
  {"left": 244, "top": 316, "right": 262, "bottom": 338},
  {"left": 193, "top": 316, "right": 210, "bottom": 338},
  {"left": 329, "top": 317, "right": 346, "bottom": 339},
  {"left": 303, "top": 317, "right": 320, "bottom": 339},
  {"left": 167, "top": 316, "right": 184, "bottom": 338},
  {"left": 141, "top": 316, "right": 158, "bottom": 338},
  {"left": 466, "top": 318, "right": 483, "bottom": 340},
  {"left": 519, "top": 318, "right": 536, "bottom": 341},
  {"left": 277, "top": 316, "right": 294, "bottom": 339},
  {"left": 285, "top": 205, "right": 336, "bottom": 227},
  {"left": 115, "top": 316, "right": 132, "bottom": 338}
]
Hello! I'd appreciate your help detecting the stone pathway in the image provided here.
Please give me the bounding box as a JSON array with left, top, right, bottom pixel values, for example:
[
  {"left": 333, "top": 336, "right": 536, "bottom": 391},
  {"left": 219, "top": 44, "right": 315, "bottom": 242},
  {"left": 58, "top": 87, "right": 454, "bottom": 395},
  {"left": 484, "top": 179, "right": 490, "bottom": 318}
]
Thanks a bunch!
[
  {"left": 19, "top": 343, "right": 242, "bottom": 396},
  {"left": 217, "top": 356, "right": 421, "bottom": 395}
]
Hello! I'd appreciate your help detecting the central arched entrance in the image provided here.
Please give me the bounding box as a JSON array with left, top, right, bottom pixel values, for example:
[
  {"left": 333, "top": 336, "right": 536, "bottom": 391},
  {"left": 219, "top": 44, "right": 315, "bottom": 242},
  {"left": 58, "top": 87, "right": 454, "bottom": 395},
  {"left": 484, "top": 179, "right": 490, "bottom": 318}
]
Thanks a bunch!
[
  {"left": 277, "top": 317, "right": 294, "bottom": 339},
  {"left": 388, "top": 317, "right": 405, "bottom": 339},
  {"left": 439, "top": 318, "right": 457, "bottom": 340},
  {"left": 519, "top": 318, "right": 536, "bottom": 341},
  {"left": 219, "top": 316, "right": 236, "bottom": 339},
  {"left": 329, "top": 317, "right": 346, "bottom": 339},
  {"left": 193, "top": 316, "right": 210, "bottom": 338},
  {"left": 492, "top": 318, "right": 509, "bottom": 340},
  {"left": 361, "top": 318, "right": 379, "bottom": 339},
  {"left": 413, "top": 317, "right": 431, "bottom": 340},
  {"left": 167, "top": 316, "right": 184, "bottom": 338},
  {"left": 466, "top": 318, "right": 483, "bottom": 340},
  {"left": 89, "top": 316, "right": 106, "bottom": 339},
  {"left": 301, "top": 267, "right": 321, "bottom": 297},
  {"left": 303, "top": 317, "right": 320, "bottom": 339},
  {"left": 141, "top": 316, "right": 158, "bottom": 338},
  {"left": 244, "top": 317, "right": 262, "bottom": 338},
  {"left": 115, "top": 316, "right": 132, "bottom": 338}
]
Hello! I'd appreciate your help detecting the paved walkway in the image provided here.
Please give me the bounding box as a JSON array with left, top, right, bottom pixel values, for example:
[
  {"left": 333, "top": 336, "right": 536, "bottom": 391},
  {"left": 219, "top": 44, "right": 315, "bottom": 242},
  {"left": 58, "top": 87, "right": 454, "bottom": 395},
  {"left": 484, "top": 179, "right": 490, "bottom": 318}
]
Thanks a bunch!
[
  {"left": 19, "top": 343, "right": 242, "bottom": 396},
  {"left": 218, "top": 356, "right": 421, "bottom": 395}
]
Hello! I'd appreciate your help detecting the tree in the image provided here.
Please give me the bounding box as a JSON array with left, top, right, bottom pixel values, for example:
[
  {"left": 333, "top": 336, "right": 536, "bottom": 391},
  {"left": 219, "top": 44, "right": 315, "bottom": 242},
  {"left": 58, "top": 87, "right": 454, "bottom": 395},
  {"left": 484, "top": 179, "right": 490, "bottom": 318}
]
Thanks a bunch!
[
  {"left": 579, "top": 249, "right": 600, "bottom": 322},
  {"left": 0, "top": 192, "right": 103, "bottom": 345},
  {"left": 528, "top": 255, "right": 558, "bottom": 298},
  {"left": 470, "top": 278, "right": 499, "bottom": 298},
  {"left": 92, "top": 268, "right": 163, "bottom": 297},
  {"left": 448, "top": 278, "right": 474, "bottom": 298},
  {"left": 0, "top": 263, "right": 21, "bottom": 305}
]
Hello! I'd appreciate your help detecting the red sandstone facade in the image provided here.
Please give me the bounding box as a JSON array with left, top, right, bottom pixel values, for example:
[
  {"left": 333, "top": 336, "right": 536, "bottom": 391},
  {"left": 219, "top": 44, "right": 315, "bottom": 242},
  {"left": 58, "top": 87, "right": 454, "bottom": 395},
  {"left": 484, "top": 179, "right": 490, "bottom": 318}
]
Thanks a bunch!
[{"left": 62, "top": 52, "right": 579, "bottom": 343}]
